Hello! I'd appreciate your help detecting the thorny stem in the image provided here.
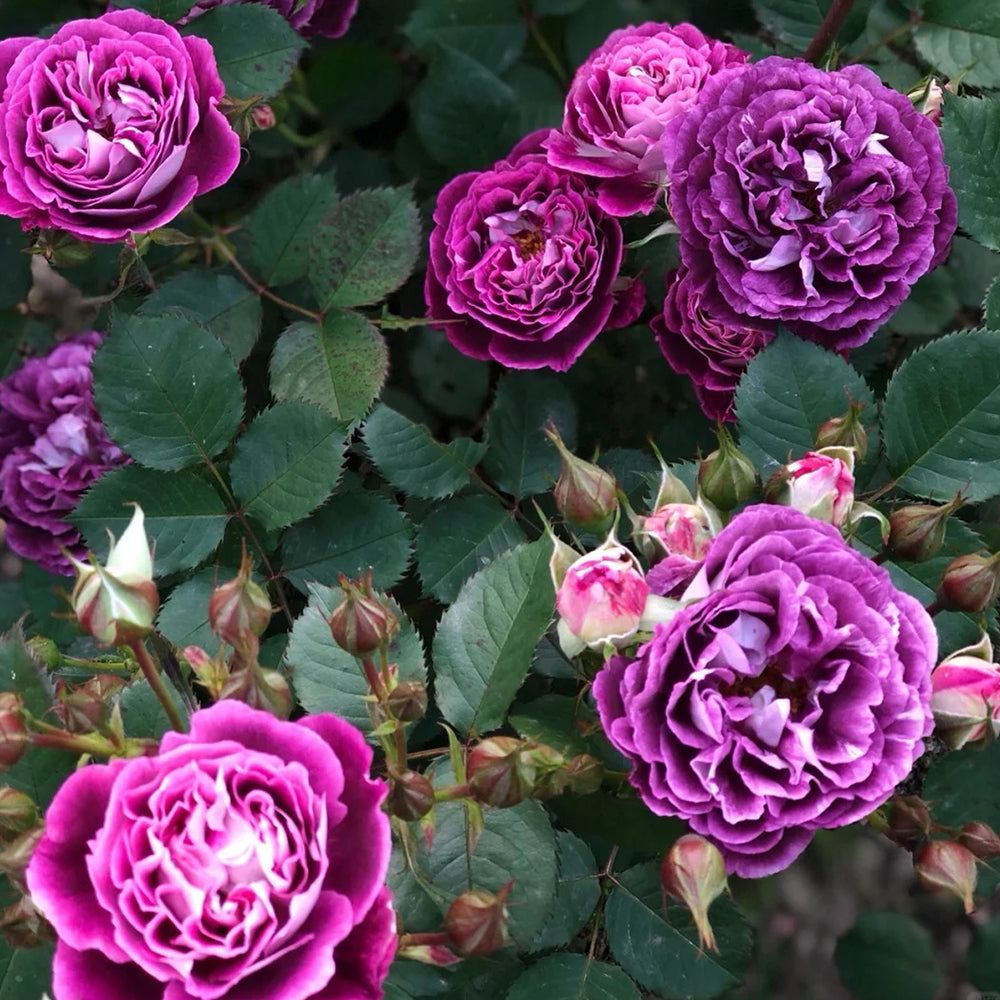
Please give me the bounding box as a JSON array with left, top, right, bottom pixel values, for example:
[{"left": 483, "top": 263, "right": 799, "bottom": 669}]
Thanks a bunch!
[
  {"left": 360, "top": 657, "right": 389, "bottom": 703},
  {"left": 129, "top": 638, "right": 187, "bottom": 733},
  {"left": 803, "top": 0, "right": 858, "bottom": 64}
]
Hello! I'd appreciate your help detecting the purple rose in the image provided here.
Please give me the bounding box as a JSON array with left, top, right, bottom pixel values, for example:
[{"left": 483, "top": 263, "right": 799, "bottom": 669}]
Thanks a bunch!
[
  {"left": 594, "top": 505, "right": 936, "bottom": 877},
  {"left": 666, "top": 57, "right": 957, "bottom": 349},
  {"left": 26, "top": 700, "right": 395, "bottom": 1000},
  {"left": 651, "top": 266, "right": 775, "bottom": 422},
  {"left": 546, "top": 22, "right": 748, "bottom": 216},
  {"left": 183, "top": 0, "right": 357, "bottom": 38},
  {"left": 0, "top": 333, "right": 127, "bottom": 575},
  {"left": 0, "top": 10, "right": 241, "bottom": 243},
  {"left": 426, "top": 132, "right": 638, "bottom": 371}
]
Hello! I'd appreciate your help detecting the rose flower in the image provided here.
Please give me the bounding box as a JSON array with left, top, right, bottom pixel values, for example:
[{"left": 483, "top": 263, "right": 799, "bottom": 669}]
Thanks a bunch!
[{"left": 594, "top": 505, "right": 936, "bottom": 877}]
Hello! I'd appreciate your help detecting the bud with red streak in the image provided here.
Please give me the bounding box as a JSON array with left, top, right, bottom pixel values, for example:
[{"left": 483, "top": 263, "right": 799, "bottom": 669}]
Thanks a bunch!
[
  {"left": 814, "top": 400, "right": 869, "bottom": 459},
  {"left": 958, "top": 821, "right": 1000, "bottom": 860},
  {"left": 328, "top": 572, "right": 399, "bottom": 657},
  {"left": 936, "top": 551, "right": 1000, "bottom": 613},
  {"left": 56, "top": 674, "right": 126, "bottom": 733},
  {"left": 387, "top": 770, "right": 435, "bottom": 822},
  {"left": 251, "top": 104, "right": 276, "bottom": 130},
  {"left": 929, "top": 633, "right": 1000, "bottom": 750},
  {"left": 208, "top": 548, "right": 272, "bottom": 651},
  {"left": 0, "top": 894, "right": 52, "bottom": 949},
  {"left": 467, "top": 737, "right": 534, "bottom": 808},
  {"left": 387, "top": 680, "right": 428, "bottom": 722},
  {"left": 764, "top": 447, "right": 856, "bottom": 528},
  {"left": 887, "top": 495, "right": 962, "bottom": 562},
  {"left": 545, "top": 424, "right": 618, "bottom": 531},
  {"left": 220, "top": 664, "right": 293, "bottom": 720},
  {"left": 0, "top": 827, "right": 44, "bottom": 892},
  {"left": 883, "top": 795, "right": 932, "bottom": 851},
  {"left": 445, "top": 882, "right": 512, "bottom": 956},
  {"left": 184, "top": 645, "right": 230, "bottom": 700},
  {"left": 0, "top": 695, "right": 26, "bottom": 770},
  {"left": 661, "top": 834, "right": 728, "bottom": 953},
  {"left": 634, "top": 502, "right": 716, "bottom": 565},
  {"left": 914, "top": 840, "right": 978, "bottom": 913}
]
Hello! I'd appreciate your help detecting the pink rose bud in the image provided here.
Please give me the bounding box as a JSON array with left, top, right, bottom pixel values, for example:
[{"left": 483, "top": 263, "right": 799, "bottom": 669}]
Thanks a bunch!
[
  {"left": 251, "top": 103, "right": 276, "bottom": 131},
  {"left": 467, "top": 737, "right": 533, "bottom": 809},
  {"left": 445, "top": 884, "right": 512, "bottom": 956},
  {"left": 387, "top": 770, "right": 435, "bottom": 822},
  {"left": 661, "top": 834, "right": 728, "bottom": 953},
  {"left": 545, "top": 424, "right": 618, "bottom": 531},
  {"left": 765, "top": 447, "right": 855, "bottom": 528},
  {"left": 887, "top": 495, "right": 962, "bottom": 561},
  {"left": 915, "top": 840, "right": 978, "bottom": 913},
  {"left": 815, "top": 400, "right": 869, "bottom": 460},
  {"left": 386, "top": 680, "right": 428, "bottom": 722},
  {"left": 0, "top": 788, "right": 39, "bottom": 840},
  {"left": 697, "top": 424, "right": 758, "bottom": 512},
  {"left": 0, "top": 695, "right": 27, "bottom": 770},
  {"left": 208, "top": 548, "right": 273, "bottom": 650},
  {"left": 69, "top": 505, "right": 159, "bottom": 646},
  {"left": 635, "top": 502, "right": 715, "bottom": 564},
  {"left": 930, "top": 634, "right": 1000, "bottom": 749},
  {"left": 183, "top": 645, "right": 230, "bottom": 699},
  {"left": 884, "top": 795, "right": 932, "bottom": 851},
  {"left": 328, "top": 572, "right": 399, "bottom": 656},
  {"left": 556, "top": 538, "right": 649, "bottom": 649},
  {"left": 958, "top": 821, "right": 1000, "bottom": 860},
  {"left": 936, "top": 551, "right": 1000, "bottom": 614},
  {"left": 908, "top": 78, "right": 944, "bottom": 125},
  {"left": 395, "top": 941, "right": 461, "bottom": 967}
]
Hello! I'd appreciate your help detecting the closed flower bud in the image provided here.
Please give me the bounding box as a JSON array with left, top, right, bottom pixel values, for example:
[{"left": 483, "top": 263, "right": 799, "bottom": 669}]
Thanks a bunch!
[
  {"left": 328, "top": 572, "right": 399, "bottom": 656},
  {"left": 764, "top": 447, "right": 855, "bottom": 528},
  {"left": 220, "top": 665, "right": 293, "bottom": 720},
  {"left": 915, "top": 840, "right": 978, "bottom": 913},
  {"left": 445, "top": 884, "right": 512, "bottom": 956},
  {"left": 0, "top": 827, "right": 44, "bottom": 892},
  {"left": 387, "top": 770, "right": 435, "bottom": 821},
  {"left": 56, "top": 674, "right": 126, "bottom": 733},
  {"left": 0, "top": 695, "right": 27, "bottom": 770},
  {"left": 251, "top": 103, "right": 276, "bottom": 131},
  {"left": 69, "top": 505, "right": 159, "bottom": 646},
  {"left": 387, "top": 680, "right": 428, "bottom": 722},
  {"left": 884, "top": 795, "right": 932, "bottom": 851},
  {"left": 815, "top": 401, "right": 869, "bottom": 459},
  {"left": 958, "top": 821, "right": 1000, "bottom": 860},
  {"left": 936, "top": 551, "right": 1000, "bottom": 614},
  {"left": 697, "top": 425, "right": 758, "bottom": 512},
  {"left": 468, "top": 737, "right": 534, "bottom": 808},
  {"left": 887, "top": 495, "right": 962, "bottom": 562},
  {"left": 930, "top": 634, "right": 1000, "bottom": 750},
  {"left": 24, "top": 637, "right": 60, "bottom": 671},
  {"left": 0, "top": 788, "right": 39, "bottom": 840},
  {"left": 661, "top": 834, "right": 728, "bottom": 953},
  {"left": 564, "top": 754, "right": 603, "bottom": 795},
  {"left": 556, "top": 537, "right": 649, "bottom": 650},
  {"left": 545, "top": 425, "right": 618, "bottom": 531},
  {"left": 209, "top": 548, "right": 273, "bottom": 650},
  {"left": 523, "top": 743, "right": 570, "bottom": 801}
]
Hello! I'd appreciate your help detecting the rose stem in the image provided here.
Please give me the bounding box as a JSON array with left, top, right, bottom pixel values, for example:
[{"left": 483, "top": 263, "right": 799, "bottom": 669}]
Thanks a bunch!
[
  {"left": 380, "top": 647, "right": 410, "bottom": 767},
  {"left": 521, "top": 5, "right": 568, "bottom": 86},
  {"left": 129, "top": 639, "right": 188, "bottom": 732},
  {"left": 803, "top": 0, "right": 858, "bottom": 64}
]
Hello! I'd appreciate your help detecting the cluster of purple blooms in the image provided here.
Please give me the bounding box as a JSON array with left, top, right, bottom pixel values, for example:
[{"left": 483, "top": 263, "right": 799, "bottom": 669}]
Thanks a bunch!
[{"left": 426, "top": 22, "right": 957, "bottom": 418}]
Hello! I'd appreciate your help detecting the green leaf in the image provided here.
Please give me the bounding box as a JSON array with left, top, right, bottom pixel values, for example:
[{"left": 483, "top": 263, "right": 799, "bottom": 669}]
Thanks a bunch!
[
  {"left": 247, "top": 172, "right": 339, "bottom": 288},
  {"left": 508, "top": 955, "right": 639, "bottom": 1000},
  {"left": 483, "top": 373, "right": 577, "bottom": 498},
  {"left": 284, "top": 585, "right": 425, "bottom": 734},
  {"left": 363, "top": 406, "right": 487, "bottom": 500},
  {"left": 404, "top": 0, "right": 526, "bottom": 75},
  {"left": 549, "top": 793, "right": 685, "bottom": 853},
  {"left": 119, "top": 678, "right": 189, "bottom": 740},
  {"left": 410, "top": 329, "right": 491, "bottom": 420},
  {"left": 941, "top": 96, "right": 1000, "bottom": 250},
  {"left": 183, "top": 2, "right": 306, "bottom": 99},
  {"left": 308, "top": 186, "right": 420, "bottom": 309},
  {"left": 138, "top": 272, "right": 262, "bottom": 363},
  {"left": 111, "top": 0, "right": 194, "bottom": 18},
  {"left": 308, "top": 41, "right": 403, "bottom": 129},
  {"left": 923, "top": 738, "right": 1000, "bottom": 829},
  {"left": 510, "top": 694, "right": 593, "bottom": 757},
  {"left": 157, "top": 570, "right": 217, "bottom": 652},
  {"left": 413, "top": 46, "right": 522, "bottom": 171},
  {"left": 968, "top": 912, "right": 1000, "bottom": 990},
  {"left": 528, "top": 833, "right": 602, "bottom": 952},
  {"left": 505, "top": 64, "right": 566, "bottom": 135},
  {"left": 281, "top": 485, "right": 412, "bottom": 591},
  {"left": 93, "top": 312, "right": 244, "bottom": 472},
  {"left": 985, "top": 275, "right": 1000, "bottom": 327},
  {"left": 753, "top": 0, "right": 873, "bottom": 50},
  {"left": 229, "top": 402, "right": 347, "bottom": 532},
  {"left": 883, "top": 329, "right": 1000, "bottom": 501},
  {"left": 414, "top": 494, "right": 526, "bottom": 603},
  {"left": 605, "top": 862, "right": 752, "bottom": 1000},
  {"left": 71, "top": 466, "right": 228, "bottom": 576},
  {"left": 433, "top": 538, "right": 555, "bottom": 734},
  {"left": 734, "top": 330, "right": 876, "bottom": 478},
  {"left": 0, "top": 217, "right": 29, "bottom": 311},
  {"left": 270, "top": 312, "right": 388, "bottom": 422},
  {"left": 0, "top": 941, "right": 53, "bottom": 1000},
  {"left": 834, "top": 913, "right": 943, "bottom": 1000},
  {"left": 916, "top": 22, "right": 1000, "bottom": 91}
]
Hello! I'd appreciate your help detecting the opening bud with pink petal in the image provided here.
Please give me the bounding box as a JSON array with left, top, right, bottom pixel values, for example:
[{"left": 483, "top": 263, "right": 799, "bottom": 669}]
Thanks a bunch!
[
  {"left": 764, "top": 447, "right": 856, "bottom": 528},
  {"left": 660, "top": 834, "right": 728, "bottom": 953},
  {"left": 930, "top": 633, "right": 1000, "bottom": 750}
]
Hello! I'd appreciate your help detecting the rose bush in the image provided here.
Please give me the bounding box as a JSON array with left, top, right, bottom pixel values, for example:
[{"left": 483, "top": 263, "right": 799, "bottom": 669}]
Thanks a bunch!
[
  {"left": 0, "top": 332, "right": 127, "bottom": 575},
  {"left": 0, "top": 10, "right": 241, "bottom": 242},
  {"left": 425, "top": 132, "right": 641, "bottom": 371},
  {"left": 594, "top": 505, "right": 936, "bottom": 876},
  {"left": 26, "top": 700, "right": 395, "bottom": 1000},
  {"left": 666, "top": 57, "right": 957, "bottom": 349},
  {"left": 545, "top": 22, "right": 748, "bottom": 216}
]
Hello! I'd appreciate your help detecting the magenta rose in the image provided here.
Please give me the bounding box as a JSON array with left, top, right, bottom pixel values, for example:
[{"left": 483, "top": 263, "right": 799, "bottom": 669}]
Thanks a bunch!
[
  {"left": 594, "top": 505, "right": 936, "bottom": 877},
  {"left": 666, "top": 57, "right": 957, "bottom": 349},
  {"left": 545, "top": 22, "right": 748, "bottom": 216},
  {"left": 182, "top": 0, "right": 357, "bottom": 38},
  {"left": 27, "top": 700, "right": 395, "bottom": 1000},
  {"left": 0, "top": 10, "right": 241, "bottom": 243},
  {"left": 425, "top": 131, "right": 639, "bottom": 372},
  {"left": 652, "top": 266, "right": 775, "bottom": 422},
  {"left": 0, "top": 333, "right": 128, "bottom": 575}
]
